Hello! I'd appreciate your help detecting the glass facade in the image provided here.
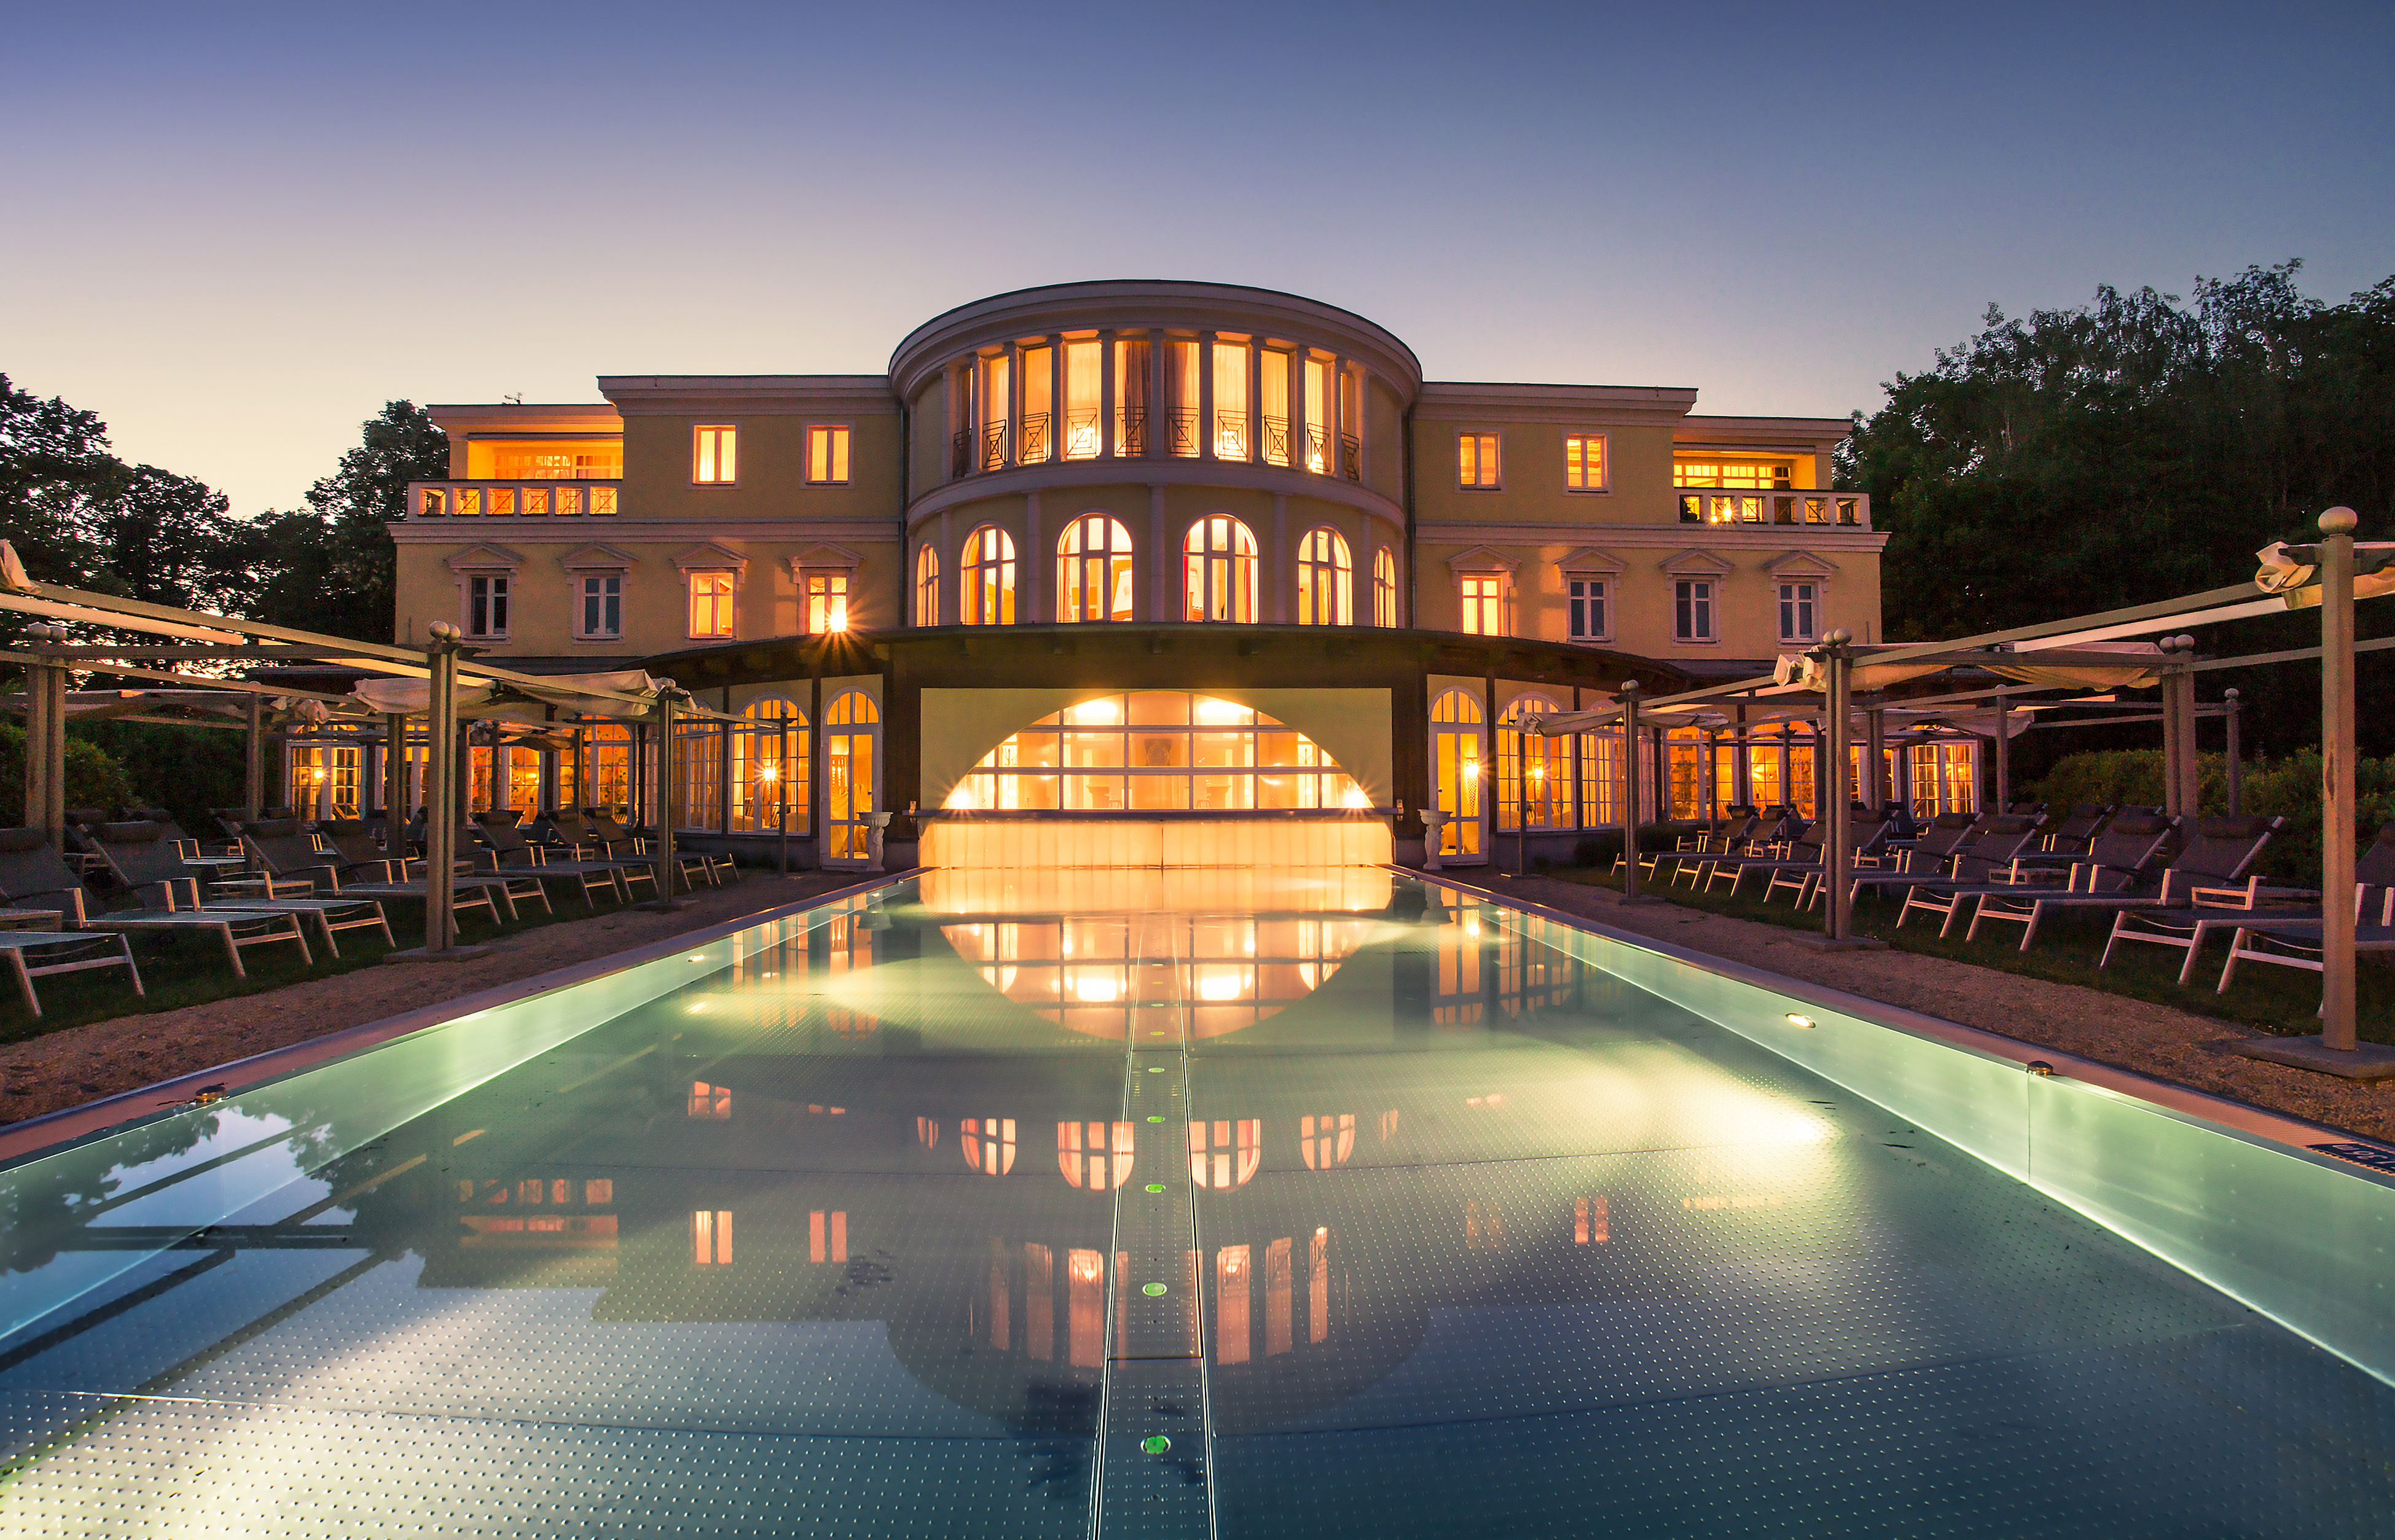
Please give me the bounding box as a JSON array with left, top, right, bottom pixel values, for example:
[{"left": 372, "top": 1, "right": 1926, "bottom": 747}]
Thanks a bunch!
[{"left": 947, "top": 693, "right": 1361, "bottom": 813}]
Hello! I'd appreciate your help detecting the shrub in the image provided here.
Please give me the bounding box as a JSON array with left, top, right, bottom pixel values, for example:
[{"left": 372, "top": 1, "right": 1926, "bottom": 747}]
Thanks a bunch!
[
  {"left": 0, "top": 723, "right": 135, "bottom": 825},
  {"left": 2028, "top": 748, "right": 2395, "bottom": 881}
]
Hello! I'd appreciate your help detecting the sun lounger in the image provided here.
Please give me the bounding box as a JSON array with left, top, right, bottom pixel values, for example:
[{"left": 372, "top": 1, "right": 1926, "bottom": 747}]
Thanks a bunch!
[
  {"left": 2217, "top": 909, "right": 2395, "bottom": 991},
  {"left": 2107, "top": 821, "right": 2395, "bottom": 983},
  {"left": 466, "top": 813, "right": 630, "bottom": 909},
  {"left": 0, "top": 828, "right": 315, "bottom": 979},
  {"left": 1966, "top": 815, "right": 2282, "bottom": 952},
  {"left": 1761, "top": 807, "right": 1899, "bottom": 905},
  {"left": 89, "top": 821, "right": 394, "bottom": 958},
  {"left": 308, "top": 821, "right": 515, "bottom": 925},
  {"left": 1871, "top": 816, "right": 2052, "bottom": 930},
  {"left": 2034, "top": 803, "right": 2115, "bottom": 855}
]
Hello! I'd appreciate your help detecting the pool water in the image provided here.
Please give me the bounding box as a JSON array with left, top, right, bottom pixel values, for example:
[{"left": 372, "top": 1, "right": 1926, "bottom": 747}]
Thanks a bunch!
[{"left": 2, "top": 869, "right": 2391, "bottom": 1536}]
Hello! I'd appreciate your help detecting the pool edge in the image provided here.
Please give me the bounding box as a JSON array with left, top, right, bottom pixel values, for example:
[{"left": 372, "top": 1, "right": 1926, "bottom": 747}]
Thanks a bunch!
[{"left": 0, "top": 870, "right": 923, "bottom": 1170}]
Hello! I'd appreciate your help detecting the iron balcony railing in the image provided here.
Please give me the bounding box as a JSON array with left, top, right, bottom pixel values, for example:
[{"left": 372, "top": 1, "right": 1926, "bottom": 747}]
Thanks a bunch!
[
  {"left": 1214, "top": 409, "right": 1248, "bottom": 461},
  {"left": 935, "top": 407, "right": 1366, "bottom": 484},
  {"left": 979, "top": 418, "right": 1011, "bottom": 472},
  {"left": 1677, "top": 490, "right": 1869, "bottom": 528},
  {"left": 403, "top": 480, "right": 621, "bottom": 519},
  {"left": 1262, "top": 415, "right": 1290, "bottom": 467},
  {"left": 1116, "top": 407, "right": 1147, "bottom": 458},
  {"left": 1064, "top": 408, "right": 1102, "bottom": 459},
  {"left": 1168, "top": 410, "right": 1201, "bottom": 458},
  {"left": 1017, "top": 412, "right": 1050, "bottom": 465},
  {"left": 1340, "top": 434, "right": 1360, "bottom": 482}
]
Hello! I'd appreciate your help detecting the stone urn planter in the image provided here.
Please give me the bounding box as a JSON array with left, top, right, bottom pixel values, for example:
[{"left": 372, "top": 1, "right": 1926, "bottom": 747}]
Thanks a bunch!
[
  {"left": 862, "top": 810, "right": 894, "bottom": 873},
  {"left": 1418, "top": 808, "right": 1451, "bottom": 872}
]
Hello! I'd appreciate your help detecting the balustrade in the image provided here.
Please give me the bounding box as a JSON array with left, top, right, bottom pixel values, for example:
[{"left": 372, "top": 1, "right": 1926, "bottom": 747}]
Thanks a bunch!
[
  {"left": 1677, "top": 491, "right": 1867, "bottom": 528},
  {"left": 404, "top": 481, "right": 621, "bottom": 518}
]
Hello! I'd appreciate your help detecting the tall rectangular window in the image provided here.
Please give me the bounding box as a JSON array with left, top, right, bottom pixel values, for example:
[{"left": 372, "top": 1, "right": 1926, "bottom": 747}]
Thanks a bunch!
[
  {"left": 1064, "top": 340, "right": 1102, "bottom": 458},
  {"left": 578, "top": 574, "right": 622, "bottom": 640},
  {"left": 467, "top": 574, "right": 509, "bottom": 638},
  {"left": 1113, "top": 337, "right": 1150, "bottom": 456},
  {"left": 688, "top": 572, "right": 735, "bottom": 638},
  {"left": 1568, "top": 578, "right": 1607, "bottom": 641},
  {"left": 1260, "top": 350, "right": 1291, "bottom": 466},
  {"left": 1020, "top": 345, "right": 1052, "bottom": 463},
  {"left": 1674, "top": 579, "right": 1715, "bottom": 642},
  {"left": 1458, "top": 433, "right": 1500, "bottom": 488},
  {"left": 807, "top": 573, "right": 849, "bottom": 634},
  {"left": 1566, "top": 434, "right": 1607, "bottom": 491},
  {"left": 1166, "top": 340, "right": 1200, "bottom": 457},
  {"left": 1211, "top": 339, "right": 1249, "bottom": 459},
  {"left": 1778, "top": 581, "right": 1817, "bottom": 642},
  {"left": 1303, "top": 357, "right": 1330, "bottom": 473},
  {"left": 1460, "top": 575, "right": 1504, "bottom": 636},
  {"left": 806, "top": 425, "right": 850, "bottom": 484},
  {"left": 693, "top": 425, "right": 737, "bottom": 484}
]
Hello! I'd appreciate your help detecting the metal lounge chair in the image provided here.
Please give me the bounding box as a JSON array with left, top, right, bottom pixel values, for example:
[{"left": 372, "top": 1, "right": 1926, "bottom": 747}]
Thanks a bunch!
[
  {"left": 2216, "top": 889, "right": 2395, "bottom": 992},
  {"left": 1967, "top": 815, "right": 2282, "bottom": 953},
  {"left": 1698, "top": 814, "right": 1832, "bottom": 897},
  {"left": 2109, "top": 820, "right": 2395, "bottom": 984},
  {"left": 1661, "top": 808, "right": 1765, "bottom": 886},
  {"left": 307, "top": 820, "right": 515, "bottom": 924},
  {"left": 127, "top": 805, "right": 245, "bottom": 874},
  {"left": 36, "top": 833, "right": 315, "bottom": 979},
  {"left": 469, "top": 812, "right": 633, "bottom": 909},
  {"left": 0, "top": 831, "right": 146, "bottom": 1016},
  {"left": 1877, "top": 810, "right": 1981, "bottom": 873},
  {"left": 2035, "top": 803, "right": 2115, "bottom": 855},
  {"left": 1870, "top": 815, "right": 2052, "bottom": 931},
  {"left": 580, "top": 807, "right": 647, "bottom": 857},
  {"left": 90, "top": 821, "right": 395, "bottom": 959},
  {"left": 1955, "top": 813, "right": 2180, "bottom": 947},
  {"left": 1764, "top": 806, "right": 1899, "bottom": 906}
]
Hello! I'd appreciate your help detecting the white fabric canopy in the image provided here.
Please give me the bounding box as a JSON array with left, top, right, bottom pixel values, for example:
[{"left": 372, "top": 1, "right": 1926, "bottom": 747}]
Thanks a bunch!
[{"left": 348, "top": 670, "right": 660, "bottom": 722}]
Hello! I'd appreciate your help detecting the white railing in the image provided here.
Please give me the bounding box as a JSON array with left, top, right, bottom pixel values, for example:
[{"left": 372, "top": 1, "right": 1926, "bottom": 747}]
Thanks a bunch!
[
  {"left": 402, "top": 480, "right": 622, "bottom": 519},
  {"left": 1676, "top": 489, "right": 1868, "bottom": 530}
]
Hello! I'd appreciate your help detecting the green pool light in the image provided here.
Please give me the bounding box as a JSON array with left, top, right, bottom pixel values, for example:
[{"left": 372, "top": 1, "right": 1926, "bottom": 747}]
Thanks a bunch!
[
  {"left": 1142, "top": 1435, "right": 1172, "bottom": 1455},
  {"left": 1142, "top": 1282, "right": 1167, "bottom": 1296},
  {"left": 1147, "top": 1115, "right": 1164, "bottom": 1123},
  {"left": 1145, "top": 1182, "right": 1165, "bottom": 1192},
  {"left": 1147, "top": 1066, "right": 1167, "bottom": 1073}
]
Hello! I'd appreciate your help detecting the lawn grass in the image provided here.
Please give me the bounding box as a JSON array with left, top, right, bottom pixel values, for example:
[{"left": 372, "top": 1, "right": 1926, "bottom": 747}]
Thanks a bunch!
[{"left": 1543, "top": 863, "right": 2395, "bottom": 1046}]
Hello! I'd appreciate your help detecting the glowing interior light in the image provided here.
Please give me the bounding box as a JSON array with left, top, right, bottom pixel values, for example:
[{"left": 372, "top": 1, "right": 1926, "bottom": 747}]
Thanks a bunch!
[
  {"left": 1785, "top": 1013, "right": 1815, "bottom": 1029},
  {"left": 1073, "top": 971, "right": 1121, "bottom": 1003},
  {"left": 758, "top": 763, "right": 778, "bottom": 783},
  {"left": 1068, "top": 698, "right": 1121, "bottom": 725},
  {"left": 1194, "top": 697, "right": 1247, "bottom": 725},
  {"left": 1343, "top": 786, "right": 1371, "bottom": 808},
  {"left": 1198, "top": 969, "right": 1246, "bottom": 1001},
  {"left": 945, "top": 784, "right": 977, "bottom": 810}
]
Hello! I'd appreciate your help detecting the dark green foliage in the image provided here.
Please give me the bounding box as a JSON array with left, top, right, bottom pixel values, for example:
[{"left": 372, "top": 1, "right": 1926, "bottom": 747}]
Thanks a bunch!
[
  {"left": 1842, "top": 264, "right": 2395, "bottom": 759},
  {"left": 0, "top": 722, "right": 133, "bottom": 823},
  {"left": 2028, "top": 748, "right": 2395, "bottom": 883},
  {"left": 63, "top": 720, "right": 246, "bottom": 835}
]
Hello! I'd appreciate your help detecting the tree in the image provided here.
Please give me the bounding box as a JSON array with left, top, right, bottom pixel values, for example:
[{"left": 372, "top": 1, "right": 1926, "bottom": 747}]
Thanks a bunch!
[
  {"left": 1840, "top": 263, "right": 2395, "bottom": 761},
  {"left": 265, "top": 401, "right": 447, "bottom": 641}
]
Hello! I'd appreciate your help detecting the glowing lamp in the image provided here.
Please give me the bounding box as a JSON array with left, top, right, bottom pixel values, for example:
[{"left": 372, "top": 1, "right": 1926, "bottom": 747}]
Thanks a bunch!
[{"left": 1784, "top": 1013, "right": 1815, "bottom": 1029}]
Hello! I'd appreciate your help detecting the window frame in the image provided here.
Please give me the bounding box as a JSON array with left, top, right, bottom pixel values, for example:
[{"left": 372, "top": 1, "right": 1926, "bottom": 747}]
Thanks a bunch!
[
  {"left": 1057, "top": 514, "right": 1137, "bottom": 623},
  {"left": 1182, "top": 515, "right": 1259, "bottom": 623},
  {"left": 1777, "top": 579, "right": 1819, "bottom": 643},
  {"left": 1564, "top": 432, "right": 1609, "bottom": 493},
  {"left": 464, "top": 573, "right": 512, "bottom": 640},
  {"left": 804, "top": 571, "right": 850, "bottom": 635},
  {"left": 1459, "top": 573, "right": 1507, "bottom": 637},
  {"left": 913, "top": 542, "right": 939, "bottom": 627},
  {"left": 805, "top": 423, "right": 852, "bottom": 486},
  {"left": 576, "top": 571, "right": 624, "bottom": 643},
  {"left": 692, "top": 423, "right": 740, "bottom": 487},
  {"left": 1457, "top": 432, "right": 1502, "bottom": 491},
  {"left": 1672, "top": 577, "right": 1718, "bottom": 644},
  {"left": 959, "top": 524, "right": 1017, "bottom": 627},
  {"left": 1567, "top": 576, "right": 1610, "bottom": 643},
  {"left": 686, "top": 569, "right": 738, "bottom": 640},
  {"left": 1372, "top": 547, "right": 1399, "bottom": 627},
  {"left": 1294, "top": 526, "right": 1353, "bottom": 627}
]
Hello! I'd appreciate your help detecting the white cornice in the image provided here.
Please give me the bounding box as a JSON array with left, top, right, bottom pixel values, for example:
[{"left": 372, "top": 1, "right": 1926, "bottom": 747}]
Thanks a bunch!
[
  {"left": 1674, "top": 414, "right": 1854, "bottom": 447},
  {"left": 1414, "top": 522, "right": 1887, "bottom": 551},
  {"left": 1414, "top": 382, "right": 1698, "bottom": 426},
  {"left": 887, "top": 281, "right": 1424, "bottom": 403},
  {"left": 428, "top": 404, "right": 621, "bottom": 434},
  {"left": 598, "top": 376, "right": 898, "bottom": 415},
  {"left": 904, "top": 458, "right": 1404, "bottom": 530},
  {"left": 393, "top": 518, "right": 902, "bottom": 544}
]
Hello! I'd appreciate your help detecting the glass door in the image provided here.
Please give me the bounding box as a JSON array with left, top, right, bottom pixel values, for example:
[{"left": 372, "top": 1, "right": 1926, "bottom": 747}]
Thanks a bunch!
[
  {"left": 823, "top": 691, "right": 880, "bottom": 865},
  {"left": 1430, "top": 689, "right": 1485, "bottom": 862}
]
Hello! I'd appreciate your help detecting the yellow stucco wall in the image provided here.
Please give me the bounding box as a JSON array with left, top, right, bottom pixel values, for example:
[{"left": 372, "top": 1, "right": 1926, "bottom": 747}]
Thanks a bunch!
[{"left": 618, "top": 411, "right": 901, "bottom": 523}]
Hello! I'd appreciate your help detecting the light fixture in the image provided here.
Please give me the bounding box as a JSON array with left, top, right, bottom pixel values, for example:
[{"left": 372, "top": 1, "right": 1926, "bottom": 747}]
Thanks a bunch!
[{"left": 1784, "top": 1012, "right": 1815, "bottom": 1029}]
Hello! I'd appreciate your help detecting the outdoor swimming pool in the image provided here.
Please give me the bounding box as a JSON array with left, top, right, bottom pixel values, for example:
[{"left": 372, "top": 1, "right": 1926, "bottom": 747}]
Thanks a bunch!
[{"left": 2, "top": 868, "right": 2391, "bottom": 1536}]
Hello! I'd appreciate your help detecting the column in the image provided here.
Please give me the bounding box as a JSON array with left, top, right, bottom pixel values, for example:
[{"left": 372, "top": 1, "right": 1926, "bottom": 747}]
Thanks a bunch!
[
  {"left": 1026, "top": 492, "right": 1045, "bottom": 625},
  {"left": 1271, "top": 494, "right": 1288, "bottom": 624},
  {"left": 2319, "top": 509, "right": 2358, "bottom": 1050},
  {"left": 1151, "top": 485, "right": 1168, "bottom": 623},
  {"left": 1198, "top": 333, "right": 1217, "bottom": 461},
  {"left": 1099, "top": 329, "right": 1116, "bottom": 463}
]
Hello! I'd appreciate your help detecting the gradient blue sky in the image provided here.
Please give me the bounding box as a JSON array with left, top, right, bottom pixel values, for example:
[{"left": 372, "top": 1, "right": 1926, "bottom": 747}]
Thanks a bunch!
[{"left": 5, "top": 1, "right": 2389, "bottom": 514}]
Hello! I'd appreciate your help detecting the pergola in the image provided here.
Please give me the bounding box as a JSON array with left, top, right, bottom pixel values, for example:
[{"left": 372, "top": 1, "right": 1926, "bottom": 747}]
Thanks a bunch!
[
  {"left": 0, "top": 544, "right": 748, "bottom": 958},
  {"left": 1524, "top": 510, "right": 2395, "bottom": 1073}
]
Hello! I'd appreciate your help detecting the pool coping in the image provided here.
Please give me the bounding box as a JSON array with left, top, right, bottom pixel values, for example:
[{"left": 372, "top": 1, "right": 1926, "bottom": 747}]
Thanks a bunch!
[
  {"left": 1401, "top": 867, "right": 2395, "bottom": 1177},
  {"left": 0, "top": 870, "right": 922, "bottom": 1170}
]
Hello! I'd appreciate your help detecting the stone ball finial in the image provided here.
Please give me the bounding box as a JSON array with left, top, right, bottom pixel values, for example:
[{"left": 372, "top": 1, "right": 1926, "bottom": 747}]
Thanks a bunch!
[
  {"left": 427, "top": 621, "right": 460, "bottom": 643},
  {"left": 2320, "top": 506, "right": 2359, "bottom": 536},
  {"left": 1826, "top": 627, "right": 1853, "bottom": 646},
  {"left": 1619, "top": 678, "right": 1641, "bottom": 695}
]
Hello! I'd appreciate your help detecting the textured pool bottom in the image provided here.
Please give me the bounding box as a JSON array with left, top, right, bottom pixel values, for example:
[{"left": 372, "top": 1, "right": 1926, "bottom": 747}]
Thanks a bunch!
[{"left": 0, "top": 871, "right": 2390, "bottom": 1536}]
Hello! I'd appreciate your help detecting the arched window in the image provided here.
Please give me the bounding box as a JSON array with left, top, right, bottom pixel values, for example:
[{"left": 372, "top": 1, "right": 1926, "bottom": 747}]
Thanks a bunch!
[
  {"left": 1058, "top": 1120, "right": 1135, "bottom": 1189},
  {"left": 960, "top": 525, "right": 1015, "bottom": 626},
  {"left": 1497, "top": 695, "right": 1573, "bottom": 831},
  {"left": 1189, "top": 1119, "right": 1262, "bottom": 1189},
  {"left": 914, "top": 543, "right": 939, "bottom": 627},
  {"left": 961, "top": 1117, "right": 1016, "bottom": 1176},
  {"left": 1373, "top": 547, "right": 1398, "bottom": 627},
  {"left": 1430, "top": 688, "right": 1484, "bottom": 861},
  {"left": 1057, "top": 515, "right": 1135, "bottom": 623},
  {"left": 1295, "top": 527, "right": 1352, "bottom": 626},
  {"left": 823, "top": 690, "right": 879, "bottom": 864},
  {"left": 730, "top": 697, "right": 809, "bottom": 834},
  {"left": 1183, "top": 516, "right": 1258, "bottom": 623}
]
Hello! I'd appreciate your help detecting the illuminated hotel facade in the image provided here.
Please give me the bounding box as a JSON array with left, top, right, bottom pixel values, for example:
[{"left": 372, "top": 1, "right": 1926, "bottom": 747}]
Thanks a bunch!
[{"left": 390, "top": 281, "right": 1905, "bottom": 867}]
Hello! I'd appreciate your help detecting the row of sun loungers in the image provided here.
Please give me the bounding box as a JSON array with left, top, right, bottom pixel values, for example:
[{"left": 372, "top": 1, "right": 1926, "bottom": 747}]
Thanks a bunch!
[{"left": 0, "top": 805, "right": 746, "bottom": 1016}]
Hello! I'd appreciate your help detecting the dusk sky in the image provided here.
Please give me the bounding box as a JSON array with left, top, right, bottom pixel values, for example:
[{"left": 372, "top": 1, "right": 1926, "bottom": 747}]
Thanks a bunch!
[{"left": 6, "top": 1, "right": 2389, "bottom": 514}]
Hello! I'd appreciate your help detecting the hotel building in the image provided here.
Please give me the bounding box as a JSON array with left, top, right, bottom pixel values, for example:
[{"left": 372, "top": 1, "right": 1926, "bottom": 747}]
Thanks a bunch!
[{"left": 377, "top": 281, "right": 1937, "bottom": 869}]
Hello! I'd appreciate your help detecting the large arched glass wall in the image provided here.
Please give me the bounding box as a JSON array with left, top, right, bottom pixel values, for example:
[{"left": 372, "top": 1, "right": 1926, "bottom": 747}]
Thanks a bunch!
[
  {"left": 961, "top": 525, "right": 1016, "bottom": 626},
  {"left": 1057, "top": 515, "right": 1134, "bottom": 623},
  {"left": 1184, "top": 517, "right": 1258, "bottom": 623},
  {"left": 944, "top": 332, "right": 1367, "bottom": 485},
  {"left": 946, "top": 692, "right": 1362, "bottom": 812}
]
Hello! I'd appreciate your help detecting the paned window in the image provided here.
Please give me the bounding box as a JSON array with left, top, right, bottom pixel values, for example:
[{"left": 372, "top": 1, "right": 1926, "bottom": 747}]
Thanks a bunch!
[
  {"left": 467, "top": 574, "right": 509, "bottom": 638},
  {"left": 1458, "top": 433, "right": 1500, "bottom": 488},
  {"left": 1058, "top": 515, "right": 1135, "bottom": 623},
  {"left": 1020, "top": 345, "right": 1052, "bottom": 463},
  {"left": 1064, "top": 341, "right": 1102, "bottom": 459},
  {"left": 1672, "top": 460, "right": 1792, "bottom": 488},
  {"left": 693, "top": 425, "right": 737, "bottom": 484},
  {"left": 1212, "top": 340, "right": 1249, "bottom": 460},
  {"left": 1674, "top": 579, "right": 1715, "bottom": 642},
  {"left": 691, "top": 1209, "right": 734, "bottom": 1266},
  {"left": 1373, "top": 548, "right": 1398, "bottom": 627},
  {"left": 914, "top": 544, "right": 939, "bottom": 627},
  {"left": 961, "top": 525, "right": 1016, "bottom": 625},
  {"left": 1565, "top": 434, "right": 1607, "bottom": 491},
  {"left": 946, "top": 693, "right": 1362, "bottom": 813},
  {"left": 1183, "top": 516, "right": 1258, "bottom": 622},
  {"left": 1778, "top": 581, "right": 1817, "bottom": 642},
  {"left": 730, "top": 697, "right": 808, "bottom": 834},
  {"left": 1460, "top": 574, "right": 1504, "bottom": 636},
  {"left": 1497, "top": 695, "right": 1573, "bottom": 831},
  {"left": 806, "top": 425, "right": 850, "bottom": 484},
  {"left": 1295, "top": 527, "right": 1352, "bottom": 626},
  {"left": 687, "top": 572, "right": 735, "bottom": 639},
  {"left": 805, "top": 573, "right": 848, "bottom": 634},
  {"left": 578, "top": 574, "right": 621, "bottom": 640},
  {"left": 1568, "top": 578, "right": 1607, "bottom": 641}
]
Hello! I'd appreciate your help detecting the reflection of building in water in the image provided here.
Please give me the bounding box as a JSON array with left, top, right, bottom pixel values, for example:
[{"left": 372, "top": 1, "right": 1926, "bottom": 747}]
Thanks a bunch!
[
  {"left": 1426, "top": 905, "right": 1582, "bottom": 1029},
  {"left": 941, "top": 913, "right": 1374, "bottom": 1039}
]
